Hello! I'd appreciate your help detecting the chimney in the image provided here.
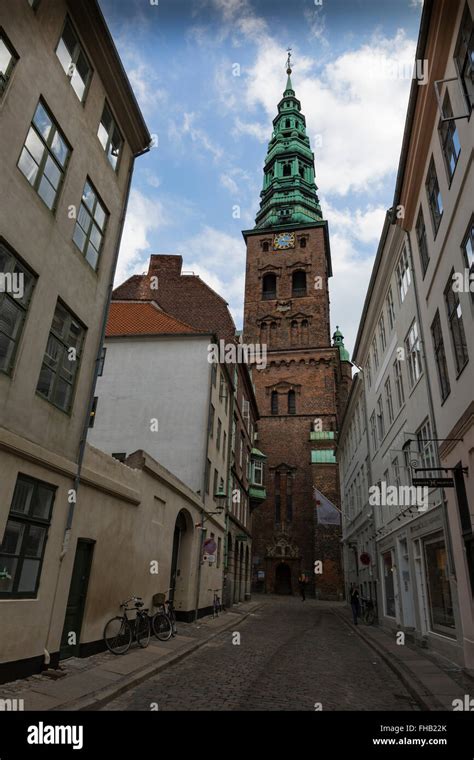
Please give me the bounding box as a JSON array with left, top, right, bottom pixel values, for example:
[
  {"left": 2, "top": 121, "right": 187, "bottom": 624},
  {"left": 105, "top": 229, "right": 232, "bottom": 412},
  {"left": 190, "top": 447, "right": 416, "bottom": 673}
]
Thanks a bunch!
[{"left": 147, "top": 255, "right": 183, "bottom": 278}]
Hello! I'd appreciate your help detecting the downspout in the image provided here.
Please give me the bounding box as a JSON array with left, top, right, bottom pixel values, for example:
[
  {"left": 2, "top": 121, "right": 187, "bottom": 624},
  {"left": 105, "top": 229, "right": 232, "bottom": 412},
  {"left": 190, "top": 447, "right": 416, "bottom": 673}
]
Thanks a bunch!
[{"left": 44, "top": 144, "right": 150, "bottom": 662}]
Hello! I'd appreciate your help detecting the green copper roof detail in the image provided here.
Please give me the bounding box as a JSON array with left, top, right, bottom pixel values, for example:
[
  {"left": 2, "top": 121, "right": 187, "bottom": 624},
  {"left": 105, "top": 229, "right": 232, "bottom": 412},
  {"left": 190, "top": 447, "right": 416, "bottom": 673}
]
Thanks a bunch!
[
  {"left": 332, "top": 326, "right": 351, "bottom": 362},
  {"left": 255, "top": 53, "right": 323, "bottom": 230}
]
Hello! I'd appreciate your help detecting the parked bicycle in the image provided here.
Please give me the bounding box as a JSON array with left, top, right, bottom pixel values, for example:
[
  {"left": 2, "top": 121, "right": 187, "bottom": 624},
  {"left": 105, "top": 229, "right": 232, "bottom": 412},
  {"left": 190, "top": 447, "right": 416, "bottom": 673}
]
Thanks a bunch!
[
  {"left": 151, "top": 588, "right": 177, "bottom": 641},
  {"left": 360, "top": 596, "right": 376, "bottom": 625},
  {"left": 104, "top": 596, "right": 150, "bottom": 655},
  {"left": 209, "top": 588, "right": 222, "bottom": 618}
]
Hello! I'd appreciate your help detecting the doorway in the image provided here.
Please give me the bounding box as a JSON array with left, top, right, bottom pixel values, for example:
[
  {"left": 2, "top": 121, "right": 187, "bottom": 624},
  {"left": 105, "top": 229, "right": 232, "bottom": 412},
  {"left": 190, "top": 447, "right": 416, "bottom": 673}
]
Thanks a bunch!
[
  {"left": 60, "top": 539, "right": 95, "bottom": 659},
  {"left": 275, "top": 562, "right": 292, "bottom": 594},
  {"left": 169, "top": 511, "right": 187, "bottom": 603}
]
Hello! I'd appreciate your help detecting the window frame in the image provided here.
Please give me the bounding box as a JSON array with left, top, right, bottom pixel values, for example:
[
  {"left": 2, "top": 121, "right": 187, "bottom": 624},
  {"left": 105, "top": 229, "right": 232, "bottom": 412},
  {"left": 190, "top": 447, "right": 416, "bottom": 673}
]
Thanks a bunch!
[
  {"left": 0, "top": 28, "right": 19, "bottom": 98},
  {"left": 72, "top": 178, "right": 109, "bottom": 272},
  {"left": 431, "top": 310, "right": 451, "bottom": 402},
  {"left": 0, "top": 240, "right": 36, "bottom": 376},
  {"left": 97, "top": 101, "right": 124, "bottom": 173},
  {"left": 425, "top": 156, "right": 443, "bottom": 237},
  {"left": 17, "top": 99, "right": 71, "bottom": 213},
  {"left": 444, "top": 269, "right": 469, "bottom": 375},
  {"left": 416, "top": 207, "right": 430, "bottom": 276},
  {"left": 0, "top": 474, "right": 56, "bottom": 599},
  {"left": 36, "top": 300, "right": 85, "bottom": 414},
  {"left": 461, "top": 215, "right": 474, "bottom": 304},
  {"left": 55, "top": 15, "right": 93, "bottom": 104},
  {"left": 405, "top": 319, "right": 422, "bottom": 389}
]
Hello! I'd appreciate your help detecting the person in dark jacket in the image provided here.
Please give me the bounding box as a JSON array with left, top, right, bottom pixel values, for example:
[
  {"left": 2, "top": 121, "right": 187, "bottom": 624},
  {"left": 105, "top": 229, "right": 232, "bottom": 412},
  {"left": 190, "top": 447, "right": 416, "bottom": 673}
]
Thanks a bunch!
[
  {"left": 350, "top": 584, "right": 360, "bottom": 624},
  {"left": 298, "top": 572, "right": 308, "bottom": 601}
]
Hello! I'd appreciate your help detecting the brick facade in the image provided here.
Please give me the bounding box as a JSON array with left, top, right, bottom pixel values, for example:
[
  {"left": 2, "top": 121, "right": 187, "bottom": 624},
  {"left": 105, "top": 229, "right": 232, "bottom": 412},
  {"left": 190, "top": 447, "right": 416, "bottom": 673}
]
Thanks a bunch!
[{"left": 243, "top": 225, "right": 351, "bottom": 599}]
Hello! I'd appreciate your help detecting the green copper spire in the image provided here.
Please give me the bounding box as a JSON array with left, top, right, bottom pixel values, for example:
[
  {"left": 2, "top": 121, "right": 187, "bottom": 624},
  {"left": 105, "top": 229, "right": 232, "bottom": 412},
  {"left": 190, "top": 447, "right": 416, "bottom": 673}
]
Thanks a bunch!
[
  {"left": 254, "top": 51, "right": 323, "bottom": 230},
  {"left": 332, "top": 326, "right": 350, "bottom": 362}
]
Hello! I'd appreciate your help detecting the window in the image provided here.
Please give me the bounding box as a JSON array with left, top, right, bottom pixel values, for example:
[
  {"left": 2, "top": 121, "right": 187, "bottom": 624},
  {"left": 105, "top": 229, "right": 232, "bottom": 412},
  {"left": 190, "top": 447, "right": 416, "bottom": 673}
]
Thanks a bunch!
[
  {"left": 97, "top": 103, "right": 123, "bottom": 171},
  {"left": 425, "top": 157, "right": 443, "bottom": 235},
  {"left": 454, "top": 4, "right": 474, "bottom": 111},
  {"left": 415, "top": 207, "right": 429, "bottom": 276},
  {"left": 378, "top": 315, "right": 386, "bottom": 352},
  {"left": 424, "top": 536, "right": 455, "bottom": 635},
  {"left": 366, "top": 355, "right": 372, "bottom": 387},
  {"left": 216, "top": 418, "right": 222, "bottom": 451},
  {"left": 223, "top": 431, "right": 226, "bottom": 460},
  {"left": 271, "top": 390, "right": 278, "bottom": 415},
  {"left": 396, "top": 246, "right": 411, "bottom": 303},
  {"left": 253, "top": 460, "right": 263, "bottom": 486},
  {"left": 462, "top": 216, "right": 474, "bottom": 303},
  {"left": 405, "top": 320, "right": 422, "bottom": 388},
  {"left": 438, "top": 92, "right": 461, "bottom": 181},
  {"left": 18, "top": 101, "right": 70, "bottom": 211},
  {"left": 393, "top": 359, "right": 405, "bottom": 407},
  {"left": 275, "top": 472, "right": 281, "bottom": 523},
  {"left": 376, "top": 396, "right": 385, "bottom": 441},
  {"left": 372, "top": 336, "right": 379, "bottom": 370},
  {"left": 209, "top": 404, "right": 215, "bottom": 437},
  {"left": 287, "top": 475, "right": 293, "bottom": 522},
  {"left": 444, "top": 270, "right": 469, "bottom": 373},
  {"left": 0, "top": 475, "right": 56, "bottom": 598},
  {"left": 262, "top": 273, "right": 276, "bottom": 300},
  {"left": 72, "top": 180, "right": 108, "bottom": 270},
  {"left": 282, "top": 162, "right": 291, "bottom": 177},
  {"left": 213, "top": 469, "right": 218, "bottom": 500},
  {"left": 386, "top": 286, "right": 395, "bottom": 330},
  {"left": 384, "top": 377, "right": 394, "bottom": 425},
  {"left": 431, "top": 311, "right": 451, "bottom": 401},
  {"left": 300, "top": 237, "right": 306, "bottom": 248},
  {"left": 97, "top": 346, "right": 106, "bottom": 376},
  {"left": 205, "top": 459, "right": 211, "bottom": 493},
  {"left": 370, "top": 411, "right": 377, "bottom": 451},
  {"left": 240, "top": 433, "right": 244, "bottom": 468},
  {"left": 392, "top": 457, "right": 401, "bottom": 489},
  {"left": 0, "top": 31, "right": 18, "bottom": 97},
  {"left": 262, "top": 241, "right": 269, "bottom": 252},
  {"left": 417, "top": 419, "right": 437, "bottom": 478},
  {"left": 292, "top": 270, "right": 306, "bottom": 297},
  {"left": 88, "top": 396, "right": 98, "bottom": 428},
  {"left": 288, "top": 390, "right": 296, "bottom": 415},
  {"left": 0, "top": 242, "right": 36, "bottom": 374},
  {"left": 56, "top": 17, "right": 92, "bottom": 102},
  {"left": 36, "top": 301, "right": 85, "bottom": 412}
]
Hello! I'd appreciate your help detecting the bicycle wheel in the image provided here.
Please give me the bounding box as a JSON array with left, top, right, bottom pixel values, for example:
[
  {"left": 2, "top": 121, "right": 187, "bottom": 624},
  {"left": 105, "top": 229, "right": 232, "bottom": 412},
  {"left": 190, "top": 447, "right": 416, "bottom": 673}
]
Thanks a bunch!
[
  {"left": 104, "top": 616, "right": 132, "bottom": 655},
  {"left": 365, "top": 609, "right": 375, "bottom": 625},
  {"left": 152, "top": 612, "right": 172, "bottom": 641},
  {"left": 136, "top": 613, "right": 151, "bottom": 648}
]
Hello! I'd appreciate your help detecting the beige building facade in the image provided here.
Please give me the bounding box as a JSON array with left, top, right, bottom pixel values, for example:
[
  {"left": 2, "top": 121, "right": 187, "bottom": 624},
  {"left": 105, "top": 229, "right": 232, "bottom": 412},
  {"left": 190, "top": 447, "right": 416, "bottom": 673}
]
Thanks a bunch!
[{"left": 0, "top": 0, "right": 150, "bottom": 681}]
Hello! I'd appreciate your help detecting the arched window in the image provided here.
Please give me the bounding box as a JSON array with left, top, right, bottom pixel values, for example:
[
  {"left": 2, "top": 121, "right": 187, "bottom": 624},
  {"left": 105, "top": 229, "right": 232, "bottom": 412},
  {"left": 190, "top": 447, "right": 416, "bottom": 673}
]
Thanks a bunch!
[
  {"left": 288, "top": 390, "right": 296, "bottom": 415},
  {"left": 290, "top": 320, "right": 298, "bottom": 346},
  {"left": 299, "top": 163, "right": 305, "bottom": 178},
  {"left": 300, "top": 237, "right": 306, "bottom": 248},
  {"left": 301, "top": 319, "right": 309, "bottom": 345},
  {"left": 262, "top": 241, "right": 269, "bottom": 252},
  {"left": 285, "top": 119, "right": 291, "bottom": 128},
  {"left": 260, "top": 322, "right": 268, "bottom": 345},
  {"left": 283, "top": 163, "right": 291, "bottom": 177},
  {"left": 270, "top": 321, "right": 277, "bottom": 344},
  {"left": 292, "top": 270, "right": 307, "bottom": 297},
  {"left": 262, "top": 273, "right": 276, "bottom": 300},
  {"left": 271, "top": 391, "right": 279, "bottom": 415}
]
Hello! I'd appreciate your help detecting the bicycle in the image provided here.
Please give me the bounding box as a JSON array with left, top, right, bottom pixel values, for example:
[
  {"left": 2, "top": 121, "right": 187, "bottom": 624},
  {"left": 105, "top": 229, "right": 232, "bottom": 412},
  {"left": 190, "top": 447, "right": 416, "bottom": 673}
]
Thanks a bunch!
[
  {"left": 150, "top": 589, "right": 177, "bottom": 640},
  {"left": 209, "top": 588, "right": 222, "bottom": 618},
  {"left": 103, "top": 596, "right": 150, "bottom": 654},
  {"left": 360, "top": 596, "right": 376, "bottom": 625}
]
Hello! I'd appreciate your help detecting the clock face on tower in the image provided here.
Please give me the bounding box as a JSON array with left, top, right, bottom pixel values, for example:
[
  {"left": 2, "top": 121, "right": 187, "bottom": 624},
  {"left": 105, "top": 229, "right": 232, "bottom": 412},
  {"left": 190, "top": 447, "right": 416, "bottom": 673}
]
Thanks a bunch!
[{"left": 273, "top": 232, "right": 295, "bottom": 250}]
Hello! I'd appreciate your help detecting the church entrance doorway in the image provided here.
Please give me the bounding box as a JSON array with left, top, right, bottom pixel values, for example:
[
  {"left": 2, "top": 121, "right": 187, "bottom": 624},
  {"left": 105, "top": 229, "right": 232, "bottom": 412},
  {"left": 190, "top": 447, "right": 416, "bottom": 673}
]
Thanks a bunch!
[{"left": 275, "top": 562, "right": 292, "bottom": 594}]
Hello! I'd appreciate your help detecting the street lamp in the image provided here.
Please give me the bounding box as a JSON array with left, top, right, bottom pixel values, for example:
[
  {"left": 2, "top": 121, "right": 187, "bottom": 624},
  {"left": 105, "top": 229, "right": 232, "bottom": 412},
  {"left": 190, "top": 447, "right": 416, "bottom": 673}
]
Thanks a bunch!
[{"left": 210, "top": 487, "right": 227, "bottom": 515}]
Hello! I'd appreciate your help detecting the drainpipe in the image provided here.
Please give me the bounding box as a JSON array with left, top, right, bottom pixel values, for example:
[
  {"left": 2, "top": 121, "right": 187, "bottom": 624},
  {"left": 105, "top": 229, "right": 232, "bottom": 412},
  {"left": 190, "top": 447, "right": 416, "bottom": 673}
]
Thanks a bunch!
[{"left": 44, "top": 143, "right": 150, "bottom": 660}]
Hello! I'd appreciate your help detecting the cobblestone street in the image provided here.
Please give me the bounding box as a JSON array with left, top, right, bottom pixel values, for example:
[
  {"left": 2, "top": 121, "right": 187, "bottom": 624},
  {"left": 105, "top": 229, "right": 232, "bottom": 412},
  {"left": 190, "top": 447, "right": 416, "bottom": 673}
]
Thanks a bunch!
[{"left": 102, "top": 598, "right": 420, "bottom": 711}]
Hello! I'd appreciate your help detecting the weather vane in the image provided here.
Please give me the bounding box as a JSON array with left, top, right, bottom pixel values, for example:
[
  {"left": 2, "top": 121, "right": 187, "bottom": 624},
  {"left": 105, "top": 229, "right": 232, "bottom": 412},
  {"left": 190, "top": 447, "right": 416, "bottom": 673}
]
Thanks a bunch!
[{"left": 286, "top": 47, "right": 292, "bottom": 74}]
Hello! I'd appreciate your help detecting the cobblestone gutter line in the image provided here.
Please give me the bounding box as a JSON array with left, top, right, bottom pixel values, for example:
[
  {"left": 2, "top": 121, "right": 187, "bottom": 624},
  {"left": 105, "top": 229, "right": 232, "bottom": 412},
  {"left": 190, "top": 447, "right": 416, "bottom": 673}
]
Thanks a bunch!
[
  {"left": 332, "top": 608, "right": 444, "bottom": 711},
  {"left": 56, "top": 604, "right": 263, "bottom": 712}
]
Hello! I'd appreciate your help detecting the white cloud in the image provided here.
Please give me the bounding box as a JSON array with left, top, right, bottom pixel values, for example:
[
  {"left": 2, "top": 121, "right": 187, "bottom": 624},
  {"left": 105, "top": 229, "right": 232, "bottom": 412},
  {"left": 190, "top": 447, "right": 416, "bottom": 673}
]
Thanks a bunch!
[
  {"left": 115, "top": 189, "right": 167, "bottom": 284},
  {"left": 170, "top": 112, "right": 224, "bottom": 162}
]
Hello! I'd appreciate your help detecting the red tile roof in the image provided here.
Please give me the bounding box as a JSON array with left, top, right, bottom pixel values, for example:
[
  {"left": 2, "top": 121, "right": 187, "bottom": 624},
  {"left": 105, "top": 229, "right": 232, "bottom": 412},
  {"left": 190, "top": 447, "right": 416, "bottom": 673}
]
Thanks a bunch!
[
  {"left": 106, "top": 301, "right": 203, "bottom": 337},
  {"left": 112, "top": 255, "right": 236, "bottom": 342}
]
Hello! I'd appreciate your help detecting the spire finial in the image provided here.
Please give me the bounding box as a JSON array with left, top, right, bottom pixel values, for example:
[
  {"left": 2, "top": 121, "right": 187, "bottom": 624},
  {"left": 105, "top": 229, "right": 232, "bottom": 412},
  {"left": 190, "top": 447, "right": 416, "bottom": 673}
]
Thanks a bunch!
[{"left": 286, "top": 47, "right": 292, "bottom": 75}]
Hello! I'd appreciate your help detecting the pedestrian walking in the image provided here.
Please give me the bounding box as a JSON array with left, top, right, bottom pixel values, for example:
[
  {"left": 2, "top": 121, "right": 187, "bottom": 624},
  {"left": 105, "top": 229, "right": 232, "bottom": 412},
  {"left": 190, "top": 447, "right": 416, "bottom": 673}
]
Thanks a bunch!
[
  {"left": 298, "top": 572, "right": 308, "bottom": 601},
  {"left": 350, "top": 584, "right": 360, "bottom": 624}
]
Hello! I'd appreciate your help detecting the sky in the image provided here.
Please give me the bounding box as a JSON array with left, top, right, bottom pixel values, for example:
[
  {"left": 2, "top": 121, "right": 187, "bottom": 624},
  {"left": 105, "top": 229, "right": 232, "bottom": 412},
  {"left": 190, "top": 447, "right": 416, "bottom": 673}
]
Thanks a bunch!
[{"left": 99, "top": 0, "right": 424, "bottom": 354}]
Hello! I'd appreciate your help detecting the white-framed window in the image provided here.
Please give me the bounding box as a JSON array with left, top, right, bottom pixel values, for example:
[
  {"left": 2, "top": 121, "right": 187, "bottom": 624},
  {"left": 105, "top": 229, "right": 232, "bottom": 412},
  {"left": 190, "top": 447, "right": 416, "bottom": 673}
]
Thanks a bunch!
[
  {"left": 386, "top": 286, "right": 395, "bottom": 330},
  {"left": 405, "top": 319, "right": 422, "bottom": 388},
  {"left": 384, "top": 376, "right": 394, "bottom": 425},
  {"left": 396, "top": 246, "right": 411, "bottom": 303},
  {"left": 56, "top": 16, "right": 92, "bottom": 102},
  {"left": 97, "top": 102, "right": 123, "bottom": 171},
  {"left": 393, "top": 358, "right": 405, "bottom": 407},
  {"left": 378, "top": 314, "right": 386, "bottom": 352}
]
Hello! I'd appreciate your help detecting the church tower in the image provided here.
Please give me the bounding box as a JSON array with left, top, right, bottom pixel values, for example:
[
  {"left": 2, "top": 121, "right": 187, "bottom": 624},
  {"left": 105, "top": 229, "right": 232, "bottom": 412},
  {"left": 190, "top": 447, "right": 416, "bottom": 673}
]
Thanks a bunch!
[{"left": 243, "top": 54, "right": 351, "bottom": 598}]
